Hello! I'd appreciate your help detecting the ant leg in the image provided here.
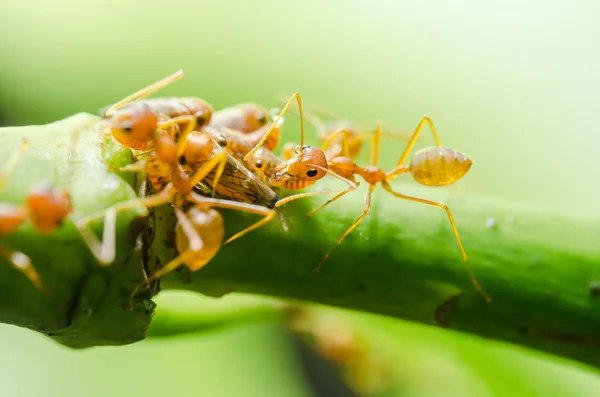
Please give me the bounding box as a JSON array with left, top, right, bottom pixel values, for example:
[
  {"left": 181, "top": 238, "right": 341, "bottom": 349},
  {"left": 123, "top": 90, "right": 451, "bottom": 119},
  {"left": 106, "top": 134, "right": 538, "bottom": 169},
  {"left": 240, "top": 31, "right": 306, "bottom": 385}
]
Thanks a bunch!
[
  {"left": 394, "top": 116, "right": 443, "bottom": 168},
  {"left": 313, "top": 185, "right": 375, "bottom": 274},
  {"left": 77, "top": 207, "right": 117, "bottom": 265},
  {"left": 305, "top": 183, "right": 358, "bottom": 219},
  {"left": 274, "top": 165, "right": 358, "bottom": 207},
  {"left": 107, "top": 161, "right": 147, "bottom": 173},
  {"left": 0, "top": 245, "right": 43, "bottom": 292},
  {"left": 157, "top": 115, "right": 197, "bottom": 155},
  {"left": 75, "top": 186, "right": 175, "bottom": 227},
  {"left": 371, "top": 122, "right": 382, "bottom": 166},
  {"left": 0, "top": 139, "right": 28, "bottom": 190},
  {"left": 381, "top": 183, "right": 491, "bottom": 302},
  {"left": 106, "top": 70, "right": 184, "bottom": 115},
  {"left": 174, "top": 206, "right": 204, "bottom": 252},
  {"left": 320, "top": 128, "right": 352, "bottom": 157},
  {"left": 130, "top": 250, "right": 198, "bottom": 305},
  {"left": 189, "top": 152, "right": 228, "bottom": 192},
  {"left": 355, "top": 130, "right": 413, "bottom": 142},
  {"left": 128, "top": 207, "right": 202, "bottom": 305},
  {"left": 190, "top": 193, "right": 276, "bottom": 244},
  {"left": 244, "top": 93, "right": 305, "bottom": 161}
]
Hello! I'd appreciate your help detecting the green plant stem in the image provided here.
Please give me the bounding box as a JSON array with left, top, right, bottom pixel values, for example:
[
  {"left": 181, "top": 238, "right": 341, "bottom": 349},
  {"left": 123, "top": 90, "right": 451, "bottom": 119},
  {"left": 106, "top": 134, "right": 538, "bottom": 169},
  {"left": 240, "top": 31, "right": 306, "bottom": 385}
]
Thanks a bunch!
[{"left": 1, "top": 114, "right": 600, "bottom": 369}]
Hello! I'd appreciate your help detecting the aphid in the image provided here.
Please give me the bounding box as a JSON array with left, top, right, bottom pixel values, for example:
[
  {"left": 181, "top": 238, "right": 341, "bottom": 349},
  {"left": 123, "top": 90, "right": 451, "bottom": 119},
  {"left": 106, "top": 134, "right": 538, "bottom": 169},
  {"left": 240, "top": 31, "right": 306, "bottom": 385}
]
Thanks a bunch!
[
  {"left": 0, "top": 141, "right": 116, "bottom": 292},
  {"left": 253, "top": 105, "right": 489, "bottom": 301},
  {"left": 100, "top": 70, "right": 212, "bottom": 152},
  {"left": 202, "top": 125, "right": 282, "bottom": 184},
  {"left": 180, "top": 131, "right": 280, "bottom": 208},
  {"left": 209, "top": 103, "right": 283, "bottom": 151}
]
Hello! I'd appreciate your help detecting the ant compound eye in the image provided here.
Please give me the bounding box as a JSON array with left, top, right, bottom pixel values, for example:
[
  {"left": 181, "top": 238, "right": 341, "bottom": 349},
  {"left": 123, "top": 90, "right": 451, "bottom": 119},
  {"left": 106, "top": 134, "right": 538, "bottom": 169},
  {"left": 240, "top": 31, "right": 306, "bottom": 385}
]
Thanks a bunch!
[
  {"left": 196, "top": 116, "right": 206, "bottom": 126},
  {"left": 306, "top": 169, "right": 318, "bottom": 177},
  {"left": 122, "top": 122, "right": 133, "bottom": 133},
  {"left": 218, "top": 139, "right": 227, "bottom": 147},
  {"left": 255, "top": 160, "right": 263, "bottom": 169},
  {"left": 178, "top": 155, "right": 187, "bottom": 165}
]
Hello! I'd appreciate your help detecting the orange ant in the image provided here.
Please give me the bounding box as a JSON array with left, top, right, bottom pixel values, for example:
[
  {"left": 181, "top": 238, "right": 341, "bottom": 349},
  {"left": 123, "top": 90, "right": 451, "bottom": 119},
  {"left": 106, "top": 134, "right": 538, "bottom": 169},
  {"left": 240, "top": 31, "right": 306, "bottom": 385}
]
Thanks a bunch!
[
  {"left": 209, "top": 103, "right": 283, "bottom": 152},
  {"left": 0, "top": 140, "right": 117, "bottom": 293},
  {"left": 128, "top": 193, "right": 280, "bottom": 304},
  {"left": 101, "top": 70, "right": 280, "bottom": 209},
  {"left": 245, "top": 95, "right": 489, "bottom": 302},
  {"left": 80, "top": 142, "right": 278, "bottom": 302},
  {"left": 243, "top": 94, "right": 355, "bottom": 196},
  {"left": 100, "top": 69, "right": 212, "bottom": 152},
  {"left": 78, "top": 134, "right": 277, "bottom": 251}
]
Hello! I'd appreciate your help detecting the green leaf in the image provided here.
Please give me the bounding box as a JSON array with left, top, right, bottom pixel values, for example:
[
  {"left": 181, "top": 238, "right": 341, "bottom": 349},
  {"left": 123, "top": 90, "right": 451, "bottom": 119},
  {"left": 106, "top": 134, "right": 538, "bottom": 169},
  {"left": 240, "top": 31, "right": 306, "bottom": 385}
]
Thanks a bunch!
[{"left": 0, "top": 113, "right": 151, "bottom": 348}]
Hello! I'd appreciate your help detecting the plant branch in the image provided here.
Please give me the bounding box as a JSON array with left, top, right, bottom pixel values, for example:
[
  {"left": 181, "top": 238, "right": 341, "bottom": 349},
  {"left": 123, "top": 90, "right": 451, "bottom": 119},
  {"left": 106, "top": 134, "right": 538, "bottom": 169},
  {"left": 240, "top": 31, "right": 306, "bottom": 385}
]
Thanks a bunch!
[{"left": 1, "top": 114, "right": 600, "bottom": 370}]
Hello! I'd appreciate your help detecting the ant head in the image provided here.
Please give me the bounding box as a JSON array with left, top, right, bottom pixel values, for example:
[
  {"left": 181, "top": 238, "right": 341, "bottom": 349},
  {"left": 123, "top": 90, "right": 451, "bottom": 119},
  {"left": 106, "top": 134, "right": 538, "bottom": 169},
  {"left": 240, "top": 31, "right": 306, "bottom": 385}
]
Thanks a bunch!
[
  {"left": 270, "top": 145, "right": 327, "bottom": 186},
  {"left": 0, "top": 203, "right": 28, "bottom": 235},
  {"left": 25, "top": 184, "right": 72, "bottom": 233},
  {"left": 237, "top": 103, "right": 270, "bottom": 131},
  {"left": 207, "top": 129, "right": 229, "bottom": 148},
  {"left": 245, "top": 147, "right": 271, "bottom": 173},
  {"left": 180, "top": 133, "right": 216, "bottom": 168},
  {"left": 104, "top": 104, "right": 159, "bottom": 151},
  {"left": 193, "top": 100, "right": 214, "bottom": 129}
]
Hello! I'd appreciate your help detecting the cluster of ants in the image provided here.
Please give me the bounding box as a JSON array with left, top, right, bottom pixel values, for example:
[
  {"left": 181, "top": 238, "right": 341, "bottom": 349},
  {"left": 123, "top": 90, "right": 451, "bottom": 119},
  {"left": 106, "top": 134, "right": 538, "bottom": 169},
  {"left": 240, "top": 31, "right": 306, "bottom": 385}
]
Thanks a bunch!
[{"left": 0, "top": 70, "right": 491, "bottom": 303}]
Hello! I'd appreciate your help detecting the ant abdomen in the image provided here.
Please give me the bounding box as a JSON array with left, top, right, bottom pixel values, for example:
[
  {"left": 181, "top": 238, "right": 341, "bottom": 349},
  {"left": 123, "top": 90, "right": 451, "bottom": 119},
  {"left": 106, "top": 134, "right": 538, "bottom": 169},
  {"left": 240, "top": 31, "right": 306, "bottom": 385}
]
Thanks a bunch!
[
  {"left": 174, "top": 207, "right": 224, "bottom": 272},
  {"left": 410, "top": 146, "right": 472, "bottom": 187}
]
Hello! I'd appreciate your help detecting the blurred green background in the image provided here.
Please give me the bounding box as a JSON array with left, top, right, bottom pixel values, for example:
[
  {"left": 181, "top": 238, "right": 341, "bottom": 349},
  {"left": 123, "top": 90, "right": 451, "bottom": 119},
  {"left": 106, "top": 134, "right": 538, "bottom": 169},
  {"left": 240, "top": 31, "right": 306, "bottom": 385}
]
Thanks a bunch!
[{"left": 1, "top": 0, "right": 599, "bottom": 396}]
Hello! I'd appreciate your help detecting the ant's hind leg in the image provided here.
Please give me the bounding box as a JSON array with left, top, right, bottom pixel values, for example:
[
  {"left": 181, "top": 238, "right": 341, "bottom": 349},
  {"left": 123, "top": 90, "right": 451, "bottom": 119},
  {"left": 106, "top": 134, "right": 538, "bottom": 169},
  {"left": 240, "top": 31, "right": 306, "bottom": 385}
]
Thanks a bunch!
[
  {"left": 75, "top": 187, "right": 175, "bottom": 228},
  {"left": 394, "top": 116, "right": 443, "bottom": 168},
  {"left": 0, "top": 245, "right": 43, "bottom": 293},
  {"left": 312, "top": 185, "right": 375, "bottom": 274},
  {"left": 190, "top": 194, "right": 277, "bottom": 244},
  {"left": 107, "top": 162, "right": 147, "bottom": 173},
  {"left": 77, "top": 207, "right": 117, "bottom": 265},
  {"left": 381, "top": 183, "right": 491, "bottom": 302},
  {"left": 320, "top": 128, "right": 352, "bottom": 158}
]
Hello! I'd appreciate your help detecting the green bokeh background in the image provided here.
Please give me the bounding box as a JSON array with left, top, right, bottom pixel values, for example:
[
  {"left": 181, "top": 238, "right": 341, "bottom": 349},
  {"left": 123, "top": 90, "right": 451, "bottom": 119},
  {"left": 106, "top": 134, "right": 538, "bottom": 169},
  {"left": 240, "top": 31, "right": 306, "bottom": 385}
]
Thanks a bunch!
[{"left": 1, "top": 0, "right": 599, "bottom": 396}]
